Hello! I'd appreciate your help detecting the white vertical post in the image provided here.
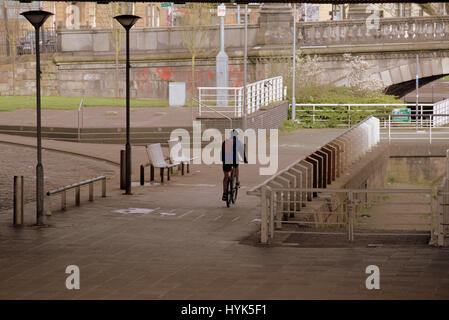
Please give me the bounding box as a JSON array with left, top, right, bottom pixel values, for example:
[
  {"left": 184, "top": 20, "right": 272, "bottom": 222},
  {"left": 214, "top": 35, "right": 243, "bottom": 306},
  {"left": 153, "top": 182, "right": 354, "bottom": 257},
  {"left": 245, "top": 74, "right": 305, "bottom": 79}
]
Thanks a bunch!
[
  {"left": 446, "top": 149, "right": 449, "bottom": 180},
  {"left": 292, "top": 3, "right": 297, "bottom": 121},
  {"left": 430, "top": 115, "right": 432, "bottom": 144},
  {"left": 198, "top": 88, "right": 202, "bottom": 116},
  {"left": 261, "top": 186, "right": 268, "bottom": 244},
  {"left": 388, "top": 115, "right": 391, "bottom": 142},
  {"left": 242, "top": 4, "right": 248, "bottom": 131},
  {"left": 416, "top": 54, "right": 419, "bottom": 131}
]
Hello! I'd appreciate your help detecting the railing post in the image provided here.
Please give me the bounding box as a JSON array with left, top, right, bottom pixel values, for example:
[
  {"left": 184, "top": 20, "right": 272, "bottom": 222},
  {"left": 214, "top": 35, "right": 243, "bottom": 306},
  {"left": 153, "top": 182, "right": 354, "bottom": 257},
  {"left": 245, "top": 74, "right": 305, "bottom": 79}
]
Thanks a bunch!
[
  {"left": 438, "top": 187, "right": 445, "bottom": 247},
  {"left": 234, "top": 88, "right": 237, "bottom": 117},
  {"left": 388, "top": 115, "right": 391, "bottom": 142},
  {"left": 89, "top": 183, "right": 93, "bottom": 201},
  {"left": 312, "top": 105, "right": 316, "bottom": 122},
  {"left": 102, "top": 178, "right": 106, "bottom": 197},
  {"left": 260, "top": 186, "right": 269, "bottom": 244},
  {"left": 120, "top": 150, "right": 126, "bottom": 190},
  {"left": 61, "top": 190, "right": 66, "bottom": 211},
  {"left": 75, "top": 187, "right": 80, "bottom": 206},
  {"left": 150, "top": 164, "right": 154, "bottom": 182},
  {"left": 348, "top": 190, "right": 354, "bottom": 242},
  {"left": 269, "top": 189, "right": 274, "bottom": 240},
  {"left": 348, "top": 104, "right": 351, "bottom": 127},
  {"left": 13, "top": 176, "right": 24, "bottom": 225},
  {"left": 198, "top": 88, "right": 202, "bottom": 116},
  {"left": 430, "top": 115, "right": 432, "bottom": 144},
  {"left": 140, "top": 165, "right": 145, "bottom": 186}
]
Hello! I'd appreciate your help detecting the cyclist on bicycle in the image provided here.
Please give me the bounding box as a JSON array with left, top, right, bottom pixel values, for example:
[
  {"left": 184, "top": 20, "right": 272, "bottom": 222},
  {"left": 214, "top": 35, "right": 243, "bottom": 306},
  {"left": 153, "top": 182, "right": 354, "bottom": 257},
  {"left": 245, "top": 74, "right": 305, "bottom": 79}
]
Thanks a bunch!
[{"left": 221, "top": 129, "right": 247, "bottom": 201}]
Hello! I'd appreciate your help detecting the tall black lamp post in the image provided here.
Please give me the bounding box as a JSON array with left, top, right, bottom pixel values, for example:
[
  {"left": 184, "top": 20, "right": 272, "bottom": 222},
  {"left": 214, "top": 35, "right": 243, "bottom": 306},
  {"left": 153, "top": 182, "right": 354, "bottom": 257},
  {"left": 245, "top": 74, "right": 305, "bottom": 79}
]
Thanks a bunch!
[
  {"left": 21, "top": 10, "right": 53, "bottom": 225},
  {"left": 114, "top": 14, "right": 141, "bottom": 195}
]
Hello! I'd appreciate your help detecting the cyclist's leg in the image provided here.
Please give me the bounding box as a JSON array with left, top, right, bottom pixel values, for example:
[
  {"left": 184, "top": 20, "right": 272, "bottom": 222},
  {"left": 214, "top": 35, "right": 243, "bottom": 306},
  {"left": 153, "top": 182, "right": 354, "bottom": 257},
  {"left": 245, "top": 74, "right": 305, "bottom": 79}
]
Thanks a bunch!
[
  {"left": 234, "top": 165, "right": 240, "bottom": 186},
  {"left": 223, "top": 171, "right": 229, "bottom": 194},
  {"left": 222, "top": 164, "right": 231, "bottom": 200}
]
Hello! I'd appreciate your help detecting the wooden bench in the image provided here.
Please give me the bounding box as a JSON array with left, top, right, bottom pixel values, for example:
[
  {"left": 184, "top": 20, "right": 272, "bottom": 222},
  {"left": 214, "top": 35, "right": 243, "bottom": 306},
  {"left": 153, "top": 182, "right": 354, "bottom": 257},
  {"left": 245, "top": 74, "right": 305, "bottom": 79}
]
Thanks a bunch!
[
  {"left": 145, "top": 143, "right": 177, "bottom": 183},
  {"left": 168, "top": 139, "right": 197, "bottom": 175}
]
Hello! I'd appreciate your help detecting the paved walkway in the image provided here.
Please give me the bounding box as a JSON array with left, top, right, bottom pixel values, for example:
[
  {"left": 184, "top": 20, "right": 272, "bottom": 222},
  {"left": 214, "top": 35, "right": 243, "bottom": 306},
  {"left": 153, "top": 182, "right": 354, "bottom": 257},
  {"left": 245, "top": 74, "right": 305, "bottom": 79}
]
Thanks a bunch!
[
  {"left": 1, "top": 129, "right": 449, "bottom": 299},
  {"left": 0, "top": 107, "right": 194, "bottom": 128}
]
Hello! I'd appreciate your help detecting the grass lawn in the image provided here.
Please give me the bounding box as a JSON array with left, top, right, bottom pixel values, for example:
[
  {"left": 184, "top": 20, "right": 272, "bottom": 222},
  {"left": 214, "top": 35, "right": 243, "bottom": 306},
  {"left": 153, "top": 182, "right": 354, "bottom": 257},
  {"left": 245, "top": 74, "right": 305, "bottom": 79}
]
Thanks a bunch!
[{"left": 0, "top": 96, "right": 171, "bottom": 111}]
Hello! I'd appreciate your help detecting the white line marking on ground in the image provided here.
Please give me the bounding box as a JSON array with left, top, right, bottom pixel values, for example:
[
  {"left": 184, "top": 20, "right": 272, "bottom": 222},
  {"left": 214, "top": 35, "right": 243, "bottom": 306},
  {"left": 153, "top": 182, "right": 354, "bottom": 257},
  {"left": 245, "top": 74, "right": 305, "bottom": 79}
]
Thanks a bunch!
[
  {"left": 193, "top": 213, "right": 205, "bottom": 221},
  {"left": 177, "top": 210, "right": 194, "bottom": 219},
  {"left": 172, "top": 183, "right": 216, "bottom": 187},
  {"left": 213, "top": 214, "right": 223, "bottom": 221},
  {"left": 231, "top": 216, "right": 240, "bottom": 223}
]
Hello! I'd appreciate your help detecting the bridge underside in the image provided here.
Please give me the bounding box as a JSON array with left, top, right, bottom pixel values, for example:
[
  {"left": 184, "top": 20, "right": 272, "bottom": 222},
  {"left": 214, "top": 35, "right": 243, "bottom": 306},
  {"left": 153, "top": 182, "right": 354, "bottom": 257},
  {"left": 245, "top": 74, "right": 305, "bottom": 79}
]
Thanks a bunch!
[{"left": 385, "top": 75, "right": 448, "bottom": 98}]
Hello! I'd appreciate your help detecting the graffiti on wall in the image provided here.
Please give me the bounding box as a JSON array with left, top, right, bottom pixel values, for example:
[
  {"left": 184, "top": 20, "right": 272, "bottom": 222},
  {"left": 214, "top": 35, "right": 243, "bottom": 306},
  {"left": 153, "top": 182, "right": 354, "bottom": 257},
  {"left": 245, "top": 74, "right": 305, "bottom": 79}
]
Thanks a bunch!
[{"left": 136, "top": 64, "right": 246, "bottom": 96}]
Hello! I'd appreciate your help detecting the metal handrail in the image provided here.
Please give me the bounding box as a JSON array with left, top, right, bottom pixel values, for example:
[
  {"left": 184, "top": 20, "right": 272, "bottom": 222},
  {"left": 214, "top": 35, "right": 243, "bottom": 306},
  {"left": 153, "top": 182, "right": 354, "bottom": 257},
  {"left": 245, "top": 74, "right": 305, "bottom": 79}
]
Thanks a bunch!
[
  {"left": 193, "top": 98, "right": 233, "bottom": 129},
  {"left": 47, "top": 176, "right": 106, "bottom": 196},
  {"left": 77, "top": 98, "right": 84, "bottom": 142},
  {"left": 247, "top": 115, "right": 379, "bottom": 195}
]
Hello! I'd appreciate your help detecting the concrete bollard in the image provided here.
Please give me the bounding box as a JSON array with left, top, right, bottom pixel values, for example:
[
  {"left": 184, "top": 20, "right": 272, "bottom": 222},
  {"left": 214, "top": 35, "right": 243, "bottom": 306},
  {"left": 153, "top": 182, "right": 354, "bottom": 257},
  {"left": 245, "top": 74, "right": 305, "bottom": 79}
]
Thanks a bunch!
[
  {"left": 120, "top": 150, "right": 126, "bottom": 190},
  {"left": 13, "top": 176, "right": 24, "bottom": 225},
  {"left": 140, "top": 165, "right": 145, "bottom": 186}
]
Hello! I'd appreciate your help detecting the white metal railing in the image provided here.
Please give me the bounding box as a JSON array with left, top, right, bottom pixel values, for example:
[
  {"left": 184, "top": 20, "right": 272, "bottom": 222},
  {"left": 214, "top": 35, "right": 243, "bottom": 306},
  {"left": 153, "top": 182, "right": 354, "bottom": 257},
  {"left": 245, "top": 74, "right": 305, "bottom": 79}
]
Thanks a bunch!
[
  {"left": 198, "top": 76, "right": 286, "bottom": 117},
  {"left": 378, "top": 114, "right": 449, "bottom": 144},
  {"left": 433, "top": 99, "right": 449, "bottom": 127},
  {"left": 293, "top": 103, "right": 434, "bottom": 127}
]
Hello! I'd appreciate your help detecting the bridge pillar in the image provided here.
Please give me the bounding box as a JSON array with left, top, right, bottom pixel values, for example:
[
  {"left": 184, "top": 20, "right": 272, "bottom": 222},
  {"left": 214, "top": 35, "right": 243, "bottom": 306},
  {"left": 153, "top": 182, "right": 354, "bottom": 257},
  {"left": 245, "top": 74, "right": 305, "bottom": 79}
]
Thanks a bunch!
[{"left": 257, "top": 3, "right": 293, "bottom": 46}]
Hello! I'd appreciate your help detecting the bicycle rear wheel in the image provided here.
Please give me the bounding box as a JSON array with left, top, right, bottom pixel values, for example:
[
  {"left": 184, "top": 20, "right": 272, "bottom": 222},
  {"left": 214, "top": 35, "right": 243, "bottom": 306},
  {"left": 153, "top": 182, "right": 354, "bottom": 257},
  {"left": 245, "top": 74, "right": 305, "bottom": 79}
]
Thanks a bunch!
[
  {"left": 230, "top": 171, "right": 236, "bottom": 204},
  {"left": 226, "top": 176, "right": 232, "bottom": 207}
]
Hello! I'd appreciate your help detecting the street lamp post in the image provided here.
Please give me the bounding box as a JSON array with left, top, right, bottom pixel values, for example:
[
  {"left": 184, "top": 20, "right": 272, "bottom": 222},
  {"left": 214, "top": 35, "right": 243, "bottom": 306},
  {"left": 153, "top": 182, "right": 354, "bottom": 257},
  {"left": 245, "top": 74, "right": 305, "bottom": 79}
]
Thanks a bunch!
[
  {"left": 242, "top": 4, "right": 248, "bottom": 131},
  {"left": 114, "top": 14, "right": 141, "bottom": 195},
  {"left": 21, "top": 10, "right": 53, "bottom": 225},
  {"left": 291, "top": 3, "right": 296, "bottom": 121}
]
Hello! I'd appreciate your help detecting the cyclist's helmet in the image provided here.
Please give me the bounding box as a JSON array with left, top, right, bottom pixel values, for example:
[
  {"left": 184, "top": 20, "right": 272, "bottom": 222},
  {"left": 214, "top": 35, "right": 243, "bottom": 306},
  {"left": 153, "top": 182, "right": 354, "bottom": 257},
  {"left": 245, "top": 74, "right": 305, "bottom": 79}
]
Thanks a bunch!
[{"left": 231, "top": 129, "right": 239, "bottom": 137}]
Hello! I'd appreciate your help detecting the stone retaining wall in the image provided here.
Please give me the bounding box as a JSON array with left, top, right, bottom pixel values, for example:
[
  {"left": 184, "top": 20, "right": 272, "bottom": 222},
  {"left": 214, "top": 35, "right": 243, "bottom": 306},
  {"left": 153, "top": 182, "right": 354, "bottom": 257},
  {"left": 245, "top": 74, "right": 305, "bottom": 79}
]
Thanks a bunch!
[{"left": 0, "top": 54, "right": 58, "bottom": 96}]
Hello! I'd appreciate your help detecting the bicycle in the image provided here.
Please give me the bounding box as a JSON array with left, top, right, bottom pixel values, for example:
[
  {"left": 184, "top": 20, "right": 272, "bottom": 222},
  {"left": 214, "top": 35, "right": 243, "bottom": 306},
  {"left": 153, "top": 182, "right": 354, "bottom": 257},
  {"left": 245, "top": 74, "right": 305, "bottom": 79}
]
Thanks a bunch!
[{"left": 225, "top": 167, "right": 238, "bottom": 208}]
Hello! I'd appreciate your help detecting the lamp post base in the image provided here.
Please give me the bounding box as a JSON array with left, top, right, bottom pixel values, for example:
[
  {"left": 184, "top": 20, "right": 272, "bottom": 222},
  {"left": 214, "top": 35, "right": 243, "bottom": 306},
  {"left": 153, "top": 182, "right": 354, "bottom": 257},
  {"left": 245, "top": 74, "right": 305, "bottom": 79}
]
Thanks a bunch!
[{"left": 36, "top": 163, "right": 45, "bottom": 225}]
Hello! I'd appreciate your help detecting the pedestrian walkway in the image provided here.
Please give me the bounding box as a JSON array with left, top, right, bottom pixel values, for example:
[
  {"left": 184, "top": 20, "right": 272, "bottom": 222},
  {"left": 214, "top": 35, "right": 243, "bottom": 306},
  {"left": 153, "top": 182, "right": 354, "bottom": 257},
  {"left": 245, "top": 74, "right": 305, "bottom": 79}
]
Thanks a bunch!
[
  {"left": 1, "top": 128, "right": 449, "bottom": 299},
  {"left": 0, "top": 106, "right": 194, "bottom": 128}
]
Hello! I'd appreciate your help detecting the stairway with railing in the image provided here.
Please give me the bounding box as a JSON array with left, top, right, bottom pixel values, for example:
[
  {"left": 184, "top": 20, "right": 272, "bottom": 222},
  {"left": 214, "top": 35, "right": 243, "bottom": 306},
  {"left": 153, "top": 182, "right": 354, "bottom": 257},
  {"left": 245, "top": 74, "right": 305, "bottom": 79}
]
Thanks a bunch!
[{"left": 198, "top": 76, "right": 287, "bottom": 118}]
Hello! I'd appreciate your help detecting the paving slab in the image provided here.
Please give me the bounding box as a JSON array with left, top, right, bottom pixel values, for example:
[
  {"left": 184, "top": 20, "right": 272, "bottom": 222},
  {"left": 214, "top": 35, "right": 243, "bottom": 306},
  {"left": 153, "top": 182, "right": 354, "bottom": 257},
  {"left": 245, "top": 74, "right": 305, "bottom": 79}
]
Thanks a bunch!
[{"left": 1, "top": 128, "right": 449, "bottom": 299}]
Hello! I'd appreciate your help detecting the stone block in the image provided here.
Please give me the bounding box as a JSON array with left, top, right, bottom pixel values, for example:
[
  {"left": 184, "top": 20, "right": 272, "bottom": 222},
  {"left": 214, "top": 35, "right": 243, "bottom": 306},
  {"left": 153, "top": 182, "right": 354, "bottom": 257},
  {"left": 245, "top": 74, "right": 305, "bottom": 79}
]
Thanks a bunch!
[
  {"left": 93, "top": 32, "right": 110, "bottom": 52},
  {"left": 442, "top": 58, "right": 449, "bottom": 74},
  {"left": 380, "top": 70, "right": 392, "bottom": 86},
  {"left": 144, "top": 32, "right": 158, "bottom": 50},
  {"left": 420, "top": 60, "right": 432, "bottom": 78},
  {"left": 61, "top": 32, "right": 93, "bottom": 52},
  {"left": 390, "top": 66, "right": 402, "bottom": 84},
  {"left": 431, "top": 59, "right": 441, "bottom": 76},
  {"left": 399, "top": 64, "right": 412, "bottom": 82}
]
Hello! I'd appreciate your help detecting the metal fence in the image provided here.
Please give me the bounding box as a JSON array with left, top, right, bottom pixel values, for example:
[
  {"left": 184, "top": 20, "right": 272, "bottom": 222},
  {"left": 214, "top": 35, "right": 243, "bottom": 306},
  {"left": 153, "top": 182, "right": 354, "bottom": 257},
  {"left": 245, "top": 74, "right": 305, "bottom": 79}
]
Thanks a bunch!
[
  {"left": 437, "top": 151, "right": 449, "bottom": 247},
  {"left": 293, "top": 103, "right": 434, "bottom": 128},
  {"left": 0, "top": 27, "right": 58, "bottom": 57},
  {"left": 377, "top": 114, "right": 449, "bottom": 143},
  {"left": 198, "top": 76, "right": 286, "bottom": 117},
  {"left": 248, "top": 115, "right": 381, "bottom": 244},
  {"left": 259, "top": 186, "right": 434, "bottom": 244}
]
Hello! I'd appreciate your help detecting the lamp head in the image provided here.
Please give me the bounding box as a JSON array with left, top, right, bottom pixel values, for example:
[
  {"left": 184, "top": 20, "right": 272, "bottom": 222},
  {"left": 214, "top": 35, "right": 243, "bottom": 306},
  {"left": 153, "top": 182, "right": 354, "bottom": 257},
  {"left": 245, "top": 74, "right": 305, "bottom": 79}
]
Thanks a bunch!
[
  {"left": 113, "top": 15, "right": 141, "bottom": 30},
  {"left": 21, "top": 10, "right": 53, "bottom": 29}
]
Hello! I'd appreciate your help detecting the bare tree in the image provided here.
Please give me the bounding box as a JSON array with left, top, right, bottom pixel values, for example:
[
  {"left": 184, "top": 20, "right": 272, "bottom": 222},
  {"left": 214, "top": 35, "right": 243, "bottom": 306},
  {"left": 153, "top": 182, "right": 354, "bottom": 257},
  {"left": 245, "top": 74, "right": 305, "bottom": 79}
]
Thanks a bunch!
[
  {"left": 96, "top": 2, "right": 134, "bottom": 98},
  {"left": 181, "top": 3, "right": 216, "bottom": 99},
  {"left": 1, "top": 0, "right": 20, "bottom": 95}
]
